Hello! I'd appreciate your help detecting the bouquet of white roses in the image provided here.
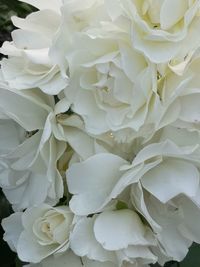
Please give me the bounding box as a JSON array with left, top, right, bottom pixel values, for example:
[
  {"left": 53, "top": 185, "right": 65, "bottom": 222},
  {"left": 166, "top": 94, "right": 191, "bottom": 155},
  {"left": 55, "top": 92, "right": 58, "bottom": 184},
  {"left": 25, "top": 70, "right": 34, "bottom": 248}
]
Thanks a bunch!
[{"left": 1, "top": 1, "right": 200, "bottom": 267}]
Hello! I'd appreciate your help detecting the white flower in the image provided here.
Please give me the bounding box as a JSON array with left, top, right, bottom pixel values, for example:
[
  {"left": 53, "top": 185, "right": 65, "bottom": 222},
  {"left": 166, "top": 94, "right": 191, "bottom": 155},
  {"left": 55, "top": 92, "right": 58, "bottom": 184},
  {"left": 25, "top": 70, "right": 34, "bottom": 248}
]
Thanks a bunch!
[
  {"left": 70, "top": 210, "right": 157, "bottom": 266},
  {"left": 2, "top": 204, "right": 74, "bottom": 263},
  {"left": 65, "top": 33, "right": 159, "bottom": 136},
  {"left": 132, "top": 139, "right": 200, "bottom": 263},
  {"left": 0, "top": 82, "right": 102, "bottom": 210},
  {"left": 130, "top": 126, "right": 200, "bottom": 262},
  {"left": 1, "top": 1, "right": 200, "bottom": 267},
  {"left": 131, "top": 187, "right": 194, "bottom": 264},
  {"left": 1, "top": 212, "right": 23, "bottom": 252},
  {"left": 67, "top": 136, "right": 200, "bottom": 263},
  {"left": 0, "top": 2, "right": 67, "bottom": 94},
  {"left": 49, "top": 0, "right": 109, "bottom": 75},
  {"left": 0, "top": 86, "right": 64, "bottom": 209},
  {"left": 110, "top": 0, "right": 200, "bottom": 63},
  {"left": 0, "top": 0, "right": 108, "bottom": 95}
]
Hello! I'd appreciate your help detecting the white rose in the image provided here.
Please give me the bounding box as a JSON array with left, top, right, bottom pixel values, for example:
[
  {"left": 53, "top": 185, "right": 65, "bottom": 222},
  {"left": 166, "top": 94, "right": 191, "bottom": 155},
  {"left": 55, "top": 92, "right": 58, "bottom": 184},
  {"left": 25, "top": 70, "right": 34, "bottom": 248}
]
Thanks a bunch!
[
  {"left": 65, "top": 33, "right": 159, "bottom": 137},
  {"left": 130, "top": 139, "right": 200, "bottom": 262},
  {"left": 3, "top": 204, "right": 74, "bottom": 263},
  {"left": 0, "top": 85, "right": 65, "bottom": 209},
  {"left": 67, "top": 136, "right": 200, "bottom": 262},
  {"left": 0, "top": 0, "right": 108, "bottom": 95},
  {"left": 130, "top": 125, "right": 200, "bottom": 262},
  {"left": 0, "top": 83, "right": 114, "bottom": 210},
  {"left": 70, "top": 210, "right": 157, "bottom": 266},
  {"left": 108, "top": 0, "right": 200, "bottom": 63},
  {"left": 0, "top": 4, "right": 67, "bottom": 94},
  {"left": 131, "top": 186, "right": 194, "bottom": 264},
  {"left": 48, "top": 0, "right": 109, "bottom": 76},
  {"left": 0, "top": 82, "right": 101, "bottom": 210}
]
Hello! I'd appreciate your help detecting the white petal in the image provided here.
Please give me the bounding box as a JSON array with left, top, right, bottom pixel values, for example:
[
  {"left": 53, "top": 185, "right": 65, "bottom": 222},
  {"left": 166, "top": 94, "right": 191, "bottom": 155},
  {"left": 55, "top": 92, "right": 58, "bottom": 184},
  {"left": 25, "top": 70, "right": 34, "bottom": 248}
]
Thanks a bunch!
[
  {"left": 147, "top": 196, "right": 192, "bottom": 261},
  {"left": 0, "top": 88, "right": 48, "bottom": 131},
  {"left": 18, "top": 0, "right": 62, "bottom": 13},
  {"left": 22, "top": 204, "right": 50, "bottom": 231},
  {"left": 70, "top": 217, "right": 115, "bottom": 262},
  {"left": 179, "top": 94, "right": 200, "bottom": 123},
  {"left": 94, "top": 210, "right": 147, "bottom": 251},
  {"left": 160, "top": 0, "right": 188, "bottom": 30},
  {"left": 133, "top": 140, "right": 197, "bottom": 167},
  {"left": 2, "top": 170, "right": 49, "bottom": 211},
  {"left": 39, "top": 72, "right": 68, "bottom": 95},
  {"left": 67, "top": 153, "right": 127, "bottom": 215},
  {"left": 39, "top": 251, "right": 117, "bottom": 267},
  {"left": 0, "top": 119, "right": 24, "bottom": 154},
  {"left": 12, "top": 10, "right": 60, "bottom": 39},
  {"left": 131, "top": 183, "right": 161, "bottom": 232},
  {"left": 141, "top": 159, "right": 199, "bottom": 203},
  {"left": 120, "top": 44, "right": 146, "bottom": 82},
  {"left": 124, "top": 245, "right": 157, "bottom": 265},
  {"left": 83, "top": 258, "right": 117, "bottom": 267},
  {"left": 178, "top": 197, "right": 200, "bottom": 243},
  {"left": 12, "top": 29, "right": 50, "bottom": 49},
  {"left": 2, "top": 212, "right": 23, "bottom": 252},
  {"left": 131, "top": 26, "right": 180, "bottom": 63},
  {"left": 17, "top": 231, "right": 60, "bottom": 263}
]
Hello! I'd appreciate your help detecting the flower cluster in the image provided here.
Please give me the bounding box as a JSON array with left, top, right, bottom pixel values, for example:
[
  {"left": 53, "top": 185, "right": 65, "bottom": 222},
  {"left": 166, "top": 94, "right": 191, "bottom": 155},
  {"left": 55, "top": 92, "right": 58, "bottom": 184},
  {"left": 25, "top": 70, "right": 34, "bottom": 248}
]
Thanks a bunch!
[{"left": 1, "top": 1, "right": 200, "bottom": 267}]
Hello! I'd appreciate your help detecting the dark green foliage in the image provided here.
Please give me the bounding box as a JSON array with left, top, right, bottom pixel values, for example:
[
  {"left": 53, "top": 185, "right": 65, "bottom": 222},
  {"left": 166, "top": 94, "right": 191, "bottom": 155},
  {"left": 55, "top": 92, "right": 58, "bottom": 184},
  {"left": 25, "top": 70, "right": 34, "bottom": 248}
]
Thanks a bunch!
[
  {"left": 0, "top": 0, "right": 36, "bottom": 55},
  {"left": 0, "top": 0, "right": 36, "bottom": 31}
]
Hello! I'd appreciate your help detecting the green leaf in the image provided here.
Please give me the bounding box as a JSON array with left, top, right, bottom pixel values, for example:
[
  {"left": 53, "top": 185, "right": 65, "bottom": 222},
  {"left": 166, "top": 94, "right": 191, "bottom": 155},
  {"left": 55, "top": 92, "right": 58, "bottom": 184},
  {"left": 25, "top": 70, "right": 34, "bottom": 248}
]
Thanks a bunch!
[{"left": 116, "top": 200, "right": 128, "bottom": 210}]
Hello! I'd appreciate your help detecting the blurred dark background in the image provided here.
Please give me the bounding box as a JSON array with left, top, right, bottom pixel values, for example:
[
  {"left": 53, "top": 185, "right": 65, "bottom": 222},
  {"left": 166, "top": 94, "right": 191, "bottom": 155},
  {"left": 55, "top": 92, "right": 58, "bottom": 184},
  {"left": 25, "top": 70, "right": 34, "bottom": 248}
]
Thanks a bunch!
[{"left": 0, "top": 1, "right": 200, "bottom": 266}]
